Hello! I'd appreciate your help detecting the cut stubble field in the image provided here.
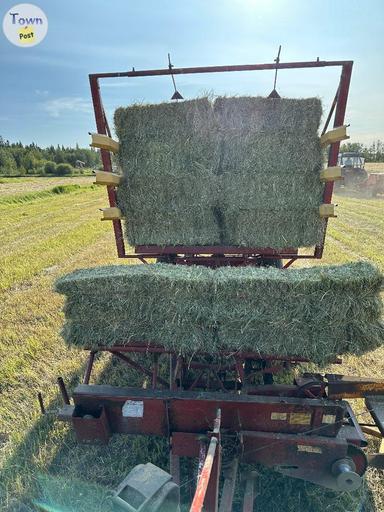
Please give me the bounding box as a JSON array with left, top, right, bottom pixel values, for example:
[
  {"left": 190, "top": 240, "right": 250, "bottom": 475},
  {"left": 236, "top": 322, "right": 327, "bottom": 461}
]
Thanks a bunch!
[
  {"left": 0, "top": 178, "right": 383, "bottom": 511},
  {"left": 0, "top": 176, "right": 94, "bottom": 197}
]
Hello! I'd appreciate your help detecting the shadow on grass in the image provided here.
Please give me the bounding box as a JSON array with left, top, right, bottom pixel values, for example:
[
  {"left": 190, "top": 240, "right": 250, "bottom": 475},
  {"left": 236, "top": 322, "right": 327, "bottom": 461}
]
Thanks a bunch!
[
  {"left": 2, "top": 354, "right": 168, "bottom": 511},
  {"left": 0, "top": 360, "right": 87, "bottom": 511}
]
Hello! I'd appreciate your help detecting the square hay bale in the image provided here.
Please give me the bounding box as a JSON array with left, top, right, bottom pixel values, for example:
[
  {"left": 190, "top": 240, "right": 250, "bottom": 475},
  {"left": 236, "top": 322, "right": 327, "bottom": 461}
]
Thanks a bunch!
[
  {"left": 115, "top": 98, "right": 221, "bottom": 246},
  {"left": 55, "top": 262, "right": 383, "bottom": 364},
  {"left": 213, "top": 262, "right": 383, "bottom": 362},
  {"left": 115, "top": 96, "right": 324, "bottom": 248},
  {"left": 56, "top": 264, "right": 216, "bottom": 352},
  {"left": 214, "top": 97, "right": 324, "bottom": 247}
]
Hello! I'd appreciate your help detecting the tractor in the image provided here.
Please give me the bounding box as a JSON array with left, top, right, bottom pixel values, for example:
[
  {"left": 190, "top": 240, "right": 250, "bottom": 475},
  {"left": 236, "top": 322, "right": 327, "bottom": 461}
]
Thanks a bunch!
[{"left": 336, "top": 152, "right": 384, "bottom": 197}]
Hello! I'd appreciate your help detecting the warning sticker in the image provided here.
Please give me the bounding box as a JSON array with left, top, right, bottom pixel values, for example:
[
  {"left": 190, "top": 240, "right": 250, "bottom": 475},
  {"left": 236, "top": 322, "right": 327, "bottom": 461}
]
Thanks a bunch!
[
  {"left": 289, "top": 412, "right": 312, "bottom": 425},
  {"left": 322, "top": 414, "right": 336, "bottom": 424},
  {"left": 271, "top": 412, "right": 287, "bottom": 421},
  {"left": 122, "top": 400, "right": 144, "bottom": 418}
]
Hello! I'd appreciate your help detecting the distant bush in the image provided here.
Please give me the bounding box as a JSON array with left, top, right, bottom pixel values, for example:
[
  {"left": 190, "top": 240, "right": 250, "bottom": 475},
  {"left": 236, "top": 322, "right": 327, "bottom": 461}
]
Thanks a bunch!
[
  {"left": 55, "top": 163, "right": 74, "bottom": 176},
  {"left": 44, "top": 161, "right": 57, "bottom": 174}
]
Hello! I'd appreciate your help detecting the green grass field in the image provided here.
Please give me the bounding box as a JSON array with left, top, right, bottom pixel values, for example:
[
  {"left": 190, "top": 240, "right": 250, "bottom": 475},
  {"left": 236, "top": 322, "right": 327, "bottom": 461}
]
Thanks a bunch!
[{"left": 0, "top": 179, "right": 383, "bottom": 511}]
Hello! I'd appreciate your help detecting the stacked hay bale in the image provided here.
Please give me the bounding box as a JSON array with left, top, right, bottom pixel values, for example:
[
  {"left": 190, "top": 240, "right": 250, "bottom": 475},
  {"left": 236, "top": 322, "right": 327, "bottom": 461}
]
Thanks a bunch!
[
  {"left": 115, "top": 98, "right": 220, "bottom": 246},
  {"left": 115, "top": 96, "right": 324, "bottom": 248},
  {"left": 56, "top": 264, "right": 215, "bottom": 351},
  {"left": 214, "top": 262, "right": 384, "bottom": 361},
  {"left": 215, "top": 97, "right": 324, "bottom": 247},
  {"left": 55, "top": 262, "right": 384, "bottom": 363}
]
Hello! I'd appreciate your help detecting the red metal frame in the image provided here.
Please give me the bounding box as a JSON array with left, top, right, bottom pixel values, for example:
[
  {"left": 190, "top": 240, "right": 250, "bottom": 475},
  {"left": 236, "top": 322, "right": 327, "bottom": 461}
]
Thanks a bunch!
[{"left": 89, "top": 59, "right": 353, "bottom": 265}]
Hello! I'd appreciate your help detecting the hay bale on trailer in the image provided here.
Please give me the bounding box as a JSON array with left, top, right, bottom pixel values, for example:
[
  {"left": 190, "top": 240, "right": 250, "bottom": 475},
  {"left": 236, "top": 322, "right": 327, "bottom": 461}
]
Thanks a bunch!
[
  {"left": 56, "top": 264, "right": 215, "bottom": 351},
  {"left": 115, "top": 98, "right": 220, "bottom": 246},
  {"left": 114, "top": 95, "right": 325, "bottom": 248},
  {"left": 215, "top": 96, "right": 324, "bottom": 247},
  {"left": 55, "top": 261, "right": 383, "bottom": 364},
  {"left": 214, "top": 262, "right": 384, "bottom": 362}
]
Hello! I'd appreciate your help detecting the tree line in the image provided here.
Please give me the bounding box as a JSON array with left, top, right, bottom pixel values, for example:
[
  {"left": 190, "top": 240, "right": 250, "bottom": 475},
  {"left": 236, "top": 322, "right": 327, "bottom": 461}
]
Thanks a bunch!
[{"left": 0, "top": 136, "right": 101, "bottom": 176}]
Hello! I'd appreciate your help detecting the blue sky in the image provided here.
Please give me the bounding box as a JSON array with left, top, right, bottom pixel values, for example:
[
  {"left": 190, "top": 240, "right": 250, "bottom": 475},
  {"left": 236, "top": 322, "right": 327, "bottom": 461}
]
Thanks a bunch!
[{"left": 0, "top": 0, "right": 383, "bottom": 148}]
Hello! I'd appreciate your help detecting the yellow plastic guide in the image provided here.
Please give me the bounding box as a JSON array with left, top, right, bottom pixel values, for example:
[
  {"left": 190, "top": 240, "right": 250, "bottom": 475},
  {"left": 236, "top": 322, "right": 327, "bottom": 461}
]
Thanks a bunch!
[
  {"left": 94, "top": 170, "right": 122, "bottom": 186},
  {"left": 319, "top": 204, "right": 337, "bottom": 218},
  {"left": 320, "top": 126, "right": 349, "bottom": 147},
  {"left": 320, "top": 166, "right": 343, "bottom": 182},
  {"left": 100, "top": 207, "right": 122, "bottom": 221},
  {"left": 90, "top": 133, "right": 120, "bottom": 153}
]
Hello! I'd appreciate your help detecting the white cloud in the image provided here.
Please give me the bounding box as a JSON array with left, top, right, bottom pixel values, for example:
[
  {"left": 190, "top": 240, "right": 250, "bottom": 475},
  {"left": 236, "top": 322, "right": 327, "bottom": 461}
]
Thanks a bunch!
[
  {"left": 35, "top": 89, "right": 49, "bottom": 96},
  {"left": 43, "top": 97, "right": 92, "bottom": 118}
]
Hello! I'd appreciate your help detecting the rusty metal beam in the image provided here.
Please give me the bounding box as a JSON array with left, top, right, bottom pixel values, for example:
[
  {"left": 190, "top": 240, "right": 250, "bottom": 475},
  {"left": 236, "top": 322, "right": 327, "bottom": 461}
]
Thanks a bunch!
[{"left": 327, "top": 375, "right": 384, "bottom": 399}]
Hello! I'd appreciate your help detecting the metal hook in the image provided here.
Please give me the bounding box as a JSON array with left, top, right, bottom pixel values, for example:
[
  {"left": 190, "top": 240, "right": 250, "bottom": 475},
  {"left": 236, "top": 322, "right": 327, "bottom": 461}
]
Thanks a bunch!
[{"left": 168, "top": 53, "right": 183, "bottom": 100}]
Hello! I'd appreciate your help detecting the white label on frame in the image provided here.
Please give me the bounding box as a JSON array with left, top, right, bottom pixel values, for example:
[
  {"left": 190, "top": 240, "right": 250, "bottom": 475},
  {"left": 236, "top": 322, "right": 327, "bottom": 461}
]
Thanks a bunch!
[{"left": 122, "top": 400, "right": 144, "bottom": 418}]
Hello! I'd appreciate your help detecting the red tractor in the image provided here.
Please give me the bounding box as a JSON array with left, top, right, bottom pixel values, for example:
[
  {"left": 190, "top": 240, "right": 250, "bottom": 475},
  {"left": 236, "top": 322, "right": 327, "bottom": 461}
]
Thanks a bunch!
[{"left": 337, "top": 152, "right": 384, "bottom": 197}]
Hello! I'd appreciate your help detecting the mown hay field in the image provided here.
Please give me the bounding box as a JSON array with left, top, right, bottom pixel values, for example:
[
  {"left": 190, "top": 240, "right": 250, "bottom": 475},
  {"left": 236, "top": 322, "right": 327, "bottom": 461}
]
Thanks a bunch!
[
  {"left": 0, "top": 178, "right": 383, "bottom": 511},
  {"left": 0, "top": 176, "right": 94, "bottom": 197}
]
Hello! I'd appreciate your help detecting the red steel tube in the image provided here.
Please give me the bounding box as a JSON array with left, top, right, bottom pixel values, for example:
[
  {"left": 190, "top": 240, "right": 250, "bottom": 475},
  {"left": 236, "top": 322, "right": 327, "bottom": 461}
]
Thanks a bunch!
[
  {"left": 89, "top": 75, "right": 126, "bottom": 258},
  {"left": 190, "top": 437, "right": 219, "bottom": 512},
  {"left": 315, "top": 61, "right": 353, "bottom": 258},
  {"left": 93, "top": 345, "right": 321, "bottom": 362},
  {"left": 89, "top": 60, "right": 353, "bottom": 80},
  {"left": 190, "top": 409, "right": 221, "bottom": 512},
  {"left": 83, "top": 350, "right": 96, "bottom": 384}
]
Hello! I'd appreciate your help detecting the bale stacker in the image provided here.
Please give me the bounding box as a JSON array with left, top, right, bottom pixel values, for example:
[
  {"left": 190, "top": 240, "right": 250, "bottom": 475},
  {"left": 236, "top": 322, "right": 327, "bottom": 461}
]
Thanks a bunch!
[{"left": 56, "top": 58, "right": 384, "bottom": 512}]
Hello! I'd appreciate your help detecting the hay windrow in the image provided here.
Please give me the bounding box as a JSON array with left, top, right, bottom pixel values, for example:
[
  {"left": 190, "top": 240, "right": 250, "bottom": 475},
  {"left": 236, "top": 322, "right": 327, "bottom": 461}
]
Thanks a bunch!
[
  {"left": 55, "top": 262, "right": 384, "bottom": 363},
  {"left": 115, "top": 96, "right": 324, "bottom": 248}
]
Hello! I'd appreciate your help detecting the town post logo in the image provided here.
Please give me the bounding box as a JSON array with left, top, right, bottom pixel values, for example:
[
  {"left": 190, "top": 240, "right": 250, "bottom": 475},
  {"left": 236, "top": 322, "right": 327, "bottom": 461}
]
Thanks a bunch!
[{"left": 3, "top": 4, "right": 48, "bottom": 47}]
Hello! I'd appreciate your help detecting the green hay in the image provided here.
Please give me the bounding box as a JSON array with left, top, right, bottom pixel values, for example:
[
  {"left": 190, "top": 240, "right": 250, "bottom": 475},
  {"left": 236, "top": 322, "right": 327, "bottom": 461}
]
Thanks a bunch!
[
  {"left": 55, "top": 262, "right": 383, "bottom": 364},
  {"left": 115, "top": 96, "right": 324, "bottom": 248},
  {"left": 216, "top": 98, "right": 324, "bottom": 247},
  {"left": 115, "top": 98, "right": 220, "bottom": 245}
]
